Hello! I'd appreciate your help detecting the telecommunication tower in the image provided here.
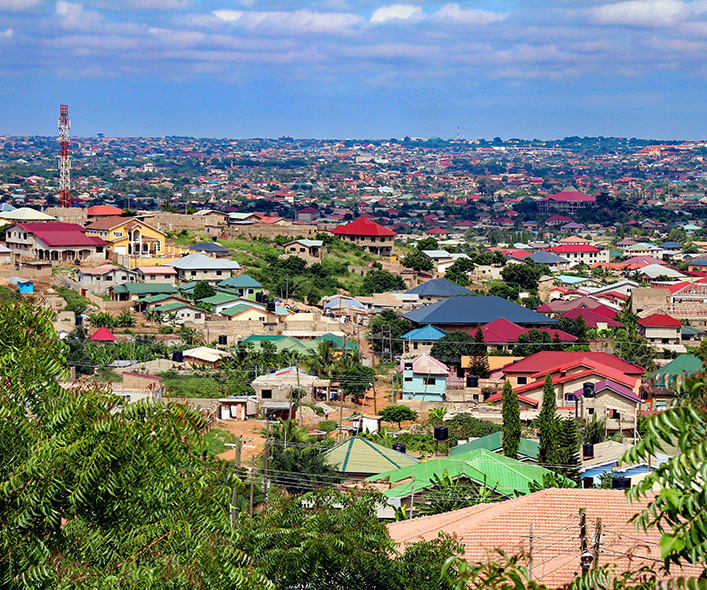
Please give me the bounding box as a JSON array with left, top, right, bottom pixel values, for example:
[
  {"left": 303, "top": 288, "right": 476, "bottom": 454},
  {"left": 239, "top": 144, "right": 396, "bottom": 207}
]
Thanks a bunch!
[{"left": 58, "top": 104, "right": 71, "bottom": 208}]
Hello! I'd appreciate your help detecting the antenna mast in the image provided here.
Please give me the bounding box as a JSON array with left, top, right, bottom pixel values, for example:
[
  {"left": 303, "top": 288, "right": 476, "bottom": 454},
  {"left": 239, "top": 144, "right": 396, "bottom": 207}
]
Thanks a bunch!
[{"left": 58, "top": 104, "right": 71, "bottom": 208}]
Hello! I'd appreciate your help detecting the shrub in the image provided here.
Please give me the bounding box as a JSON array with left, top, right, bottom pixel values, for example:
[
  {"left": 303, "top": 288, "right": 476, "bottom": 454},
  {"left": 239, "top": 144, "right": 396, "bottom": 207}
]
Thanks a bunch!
[{"left": 318, "top": 420, "right": 337, "bottom": 432}]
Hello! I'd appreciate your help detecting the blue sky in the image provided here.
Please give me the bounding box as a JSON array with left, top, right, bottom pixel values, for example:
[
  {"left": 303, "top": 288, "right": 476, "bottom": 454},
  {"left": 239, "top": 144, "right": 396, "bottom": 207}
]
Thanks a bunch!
[{"left": 2, "top": 0, "right": 707, "bottom": 139}]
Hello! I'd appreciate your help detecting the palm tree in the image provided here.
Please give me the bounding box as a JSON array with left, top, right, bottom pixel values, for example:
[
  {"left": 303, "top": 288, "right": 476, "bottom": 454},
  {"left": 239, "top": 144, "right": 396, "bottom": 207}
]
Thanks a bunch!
[{"left": 302, "top": 340, "right": 338, "bottom": 401}]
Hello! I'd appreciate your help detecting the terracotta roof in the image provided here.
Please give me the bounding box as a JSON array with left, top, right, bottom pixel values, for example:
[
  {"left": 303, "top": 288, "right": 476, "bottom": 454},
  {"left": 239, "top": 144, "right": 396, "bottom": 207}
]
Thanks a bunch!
[
  {"left": 479, "top": 318, "right": 577, "bottom": 344},
  {"left": 86, "top": 205, "right": 124, "bottom": 216},
  {"left": 332, "top": 217, "right": 396, "bottom": 237},
  {"left": 89, "top": 327, "right": 116, "bottom": 342},
  {"left": 387, "top": 489, "right": 702, "bottom": 588},
  {"left": 85, "top": 216, "right": 132, "bottom": 230}
]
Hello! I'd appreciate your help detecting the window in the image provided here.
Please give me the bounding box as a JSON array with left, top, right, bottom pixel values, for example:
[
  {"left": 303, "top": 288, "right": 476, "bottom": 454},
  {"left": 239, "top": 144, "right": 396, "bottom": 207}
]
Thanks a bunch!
[
  {"left": 423, "top": 377, "right": 436, "bottom": 386},
  {"left": 517, "top": 376, "right": 528, "bottom": 385},
  {"left": 248, "top": 289, "right": 254, "bottom": 294},
  {"left": 413, "top": 343, "right": 418, "bottom": 350},
  {"left": 261, "top": 389, "right": 272, "bottom": 399},
  {"left": 404, "top": 377, "right": 412, "bottom": 382},
  {"left": 191, "top": 271, "right": 196, "bottom": 277},
  {"left": 150, "top": 275, "right": 156, "bottom": 280},
  {"left": 194, "top": 313, "right": 201, "bottom": 319},
  {"left": 588, "top": 408, "right": 594, "bottom": 415},
  {"left": 216, "top": 271, "right": 222, "bottom": 276},
  {"left": 404, "top": 362, "right": 413, "bottom": 370},
  {"left": 114, "top": 231, "right": 123, "bottom": 237},
  {"left": 610, "top": 409, "right": 620, "bottom": 419}
]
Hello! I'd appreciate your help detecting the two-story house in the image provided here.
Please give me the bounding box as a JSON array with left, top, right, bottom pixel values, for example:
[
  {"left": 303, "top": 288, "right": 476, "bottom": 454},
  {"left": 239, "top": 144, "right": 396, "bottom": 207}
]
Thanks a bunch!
[
  {"left": 400, "top": 353, "right": 449, "bottom": 402},
  {"left": 5, "top": 222, "right": 107, "bottom": 264},
  {"left": 332, "top": 217, "right": 396, "bottom": 256},
  {"left": 84, "top": 217, "right": 165, "bottom": 257},
  {"left": 638, "top": 313, "right": 683, "bottom": 349},
  {"left": 168, "top": 252, "right": 241, "bottom": 284}
]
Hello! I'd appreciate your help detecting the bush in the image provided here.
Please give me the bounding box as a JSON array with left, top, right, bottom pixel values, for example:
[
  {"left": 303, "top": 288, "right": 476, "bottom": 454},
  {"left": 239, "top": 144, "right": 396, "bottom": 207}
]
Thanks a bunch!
[{"left": 318, "top": 420, "right": 337, "bottom": 432}]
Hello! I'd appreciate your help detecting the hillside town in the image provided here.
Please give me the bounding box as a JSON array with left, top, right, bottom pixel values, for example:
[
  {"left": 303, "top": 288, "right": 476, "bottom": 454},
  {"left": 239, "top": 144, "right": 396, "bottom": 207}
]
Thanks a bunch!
[{"left": 2, "top": 134, "right": 706, "bottom": 588}]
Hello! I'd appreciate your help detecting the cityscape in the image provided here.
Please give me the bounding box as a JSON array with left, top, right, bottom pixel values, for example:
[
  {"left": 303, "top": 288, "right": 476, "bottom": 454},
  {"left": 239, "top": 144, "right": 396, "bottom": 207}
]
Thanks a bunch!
[{"left": 2, "top": 1, "right": 707, "bottom": 589}]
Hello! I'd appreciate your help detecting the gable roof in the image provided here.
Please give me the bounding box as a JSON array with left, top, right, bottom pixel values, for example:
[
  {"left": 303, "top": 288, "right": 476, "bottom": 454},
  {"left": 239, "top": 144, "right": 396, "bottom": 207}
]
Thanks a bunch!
[
  {"left": 647, "top": 354, "right": 703, "bottom": 386},
  {"left": 89, "top": 327, "right": 116, "bottom": 342},
  {"left": 332, "top": 217, "right": 396, "bottom": 237},
  {"left": 406, "top": 353, "right": 449, "bottom": 375},
  {"left": 403, "top": 296, "right": 557, "bottom": 327},
  {"left": 543, "top": 190, "right": 595, "bottom": 202},
  {"left": 217, "top": 274, "right": 263, "bottom": 289},
  {"left": 323, "top": 437, "right": 418, "bottom": 475},
  {"left": 559, "top": 308, "right": 624, "bottom": 328},
  {"left": 639, "top": 313, "right": 682, "bottom": 327},
  {"left": 188, "top": 242, "right": 231, "bottom": 253},
  {"left": 14, "top": 222, "right": 106, "bottom": 247},
  {"left": 168, "top": 252, "right": 241, "bottom": 271},
  {"left": 480, "top": 317, "right": 577, "bottom": 344},
  {"left": 450, "top": 432, "right": 539, "bottom": 460},
  {"left": 526, "top": 250, "right": 569, "bottom": 264},
  {"left": 502, "top": 351, "right": 644, "bottom": 376},
  {"left": 405, "top": 278, "right": 474, "bottom": 297},
  {"left": 402, "top": 325, "right": 448, "bottom": 341},
  {"left": 86, "top": 204, "right": 124, "bottom": 216}
]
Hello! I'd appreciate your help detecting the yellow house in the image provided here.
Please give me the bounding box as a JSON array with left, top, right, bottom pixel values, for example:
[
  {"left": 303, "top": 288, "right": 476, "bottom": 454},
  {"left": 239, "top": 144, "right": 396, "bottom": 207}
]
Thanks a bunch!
[{"left": 85, "top": 216, "right": 165, "bottom": 256}]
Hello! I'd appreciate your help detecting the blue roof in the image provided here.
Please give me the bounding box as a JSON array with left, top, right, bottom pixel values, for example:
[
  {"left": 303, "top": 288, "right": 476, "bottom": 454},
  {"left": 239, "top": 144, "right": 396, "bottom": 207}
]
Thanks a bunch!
[
  {"left": 188, "top": 242, "right": 230, "bottom": 253},
  {"left": 405, "top": 278, "right": 474, "bottom": 297},
  {"left": 659, "top": 241, "right": 682, "bottom": 249},
  {"left": 556, "top": 275, "right": 590, "bottom": 284},
  {"left": 526, "top": 251, "right": 569, "bottom": 264},
  {"left": 402, "top": 325, "right": 448, "bottom": 341},
  {"left": 403, "top": 295, "right": 557, "bottom": 327}
]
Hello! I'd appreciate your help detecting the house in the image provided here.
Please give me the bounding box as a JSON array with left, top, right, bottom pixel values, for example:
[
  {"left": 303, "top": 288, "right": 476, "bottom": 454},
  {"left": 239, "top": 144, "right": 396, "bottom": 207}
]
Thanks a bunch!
[
  {"left": 250, "top": 366, "right": 330, "bottom": 405},
  {"left": 5, "top": 222, "right": 107, "bottom": 263},
  {"left": 77, "top": 264, "right": 138, "bottom": 295},
  {"left": 135, "top": 266, "right": 178, "bottom": 284},
  {"left": 450, "top": 431, "right": 539, "bottom": 463},
  {"left": 558, "top": 308, "right": 624, "bottom": 330},
  {"left": 296, "top": 207, "right": 320, "bottom": 223},
  {"left": 637, "top": 263, "right": 686, "bottom": 282},
  {"left": 386, "top": 489, "right": 704, "bottom": 588},
  {"left": 572, "top": 378, "right": 642, "bottom": 433},
  {"left": 0, "top": 244, "right": 14, "bottom": 265},
  {"left": 401, "top": 325, "right": 447, "bottom": 355},
  {"left": 284, "top": 239, "right": 325, "bottom": 259},
  {"left": 638, "top": 313, "right": 683, "bottom": 350},
  {"left": 86, "top": 204, "right": 124, "bottom": 219},
  {"left": 400, "top": 353, "right": 449, "bottom": 401},
  {"left": 403, "top": 295, "right": 558, "bottom": 332},
  {"left": 323, "top": 437, "right": 418, "bottom": 480},
  {"left": 153, "top": 302, "right": 206, "bottom": 324},
  {"left": 109, "top": 282, "right": 178, "bottom": 302},
  {"left": 544, "top": 244, "right": 609, "bottom": 266},
  {"left": 645, "top": 354, "right": 703, "bottom": 407},
  {"left": 187, "top": 242, "right": 231, "bottom": 258},
  {"left": 89, "top": 327, "right": 116, "bottom": 343},
  {"left": 332, "top": 217, "right": 396, "bottom": 256},
  {"left": 216, "top": 274, "right": 264, "bottom": 300},
  {"left": 538, "top": 189, "right": 596, "bottom": 214},
  {"left": 168, "top": 252, "right": 241, "bottom": 284},
  {"left": 524, "top": 250, "right": 571, "bottom": 272},
  {"left": 658, "top": 241, "right": 683, "bottom": 260},
  {"left": 8, "top": 277, "right": 33, "bottom": 293},
  {"left": 84, "top": 217, "right": 165, "bottom": 257},
  {"left": 182, "top": 346, "right": 231, "bottom": 367},
  {"left": 477, "top": 317, "right": 577, "bottom": 351},
  {"left": 498, "top": 351, "right": 644, "bottom": 408},
  {"left": 545, "top": 214, "right": 573, "bottom": 226},
  {"left": 404, "top": 278, "right": 474, "bottom": 302}
]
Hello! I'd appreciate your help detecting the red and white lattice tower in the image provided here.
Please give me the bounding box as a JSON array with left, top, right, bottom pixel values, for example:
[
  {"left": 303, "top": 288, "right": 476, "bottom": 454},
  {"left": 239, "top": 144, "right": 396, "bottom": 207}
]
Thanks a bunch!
[{"left": 58, "top": 104, "right": 71, "bottom": 208}]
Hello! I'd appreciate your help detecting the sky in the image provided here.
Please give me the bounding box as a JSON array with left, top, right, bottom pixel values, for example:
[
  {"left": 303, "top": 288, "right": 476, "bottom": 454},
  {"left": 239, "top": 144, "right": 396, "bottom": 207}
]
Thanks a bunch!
[{"left": 2, "top": 0, "right": 707, "bottom": 139}]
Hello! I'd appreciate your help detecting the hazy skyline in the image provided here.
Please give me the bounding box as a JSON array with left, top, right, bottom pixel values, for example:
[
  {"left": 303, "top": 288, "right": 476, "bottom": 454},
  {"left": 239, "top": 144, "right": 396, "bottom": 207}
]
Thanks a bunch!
[{"left": 2, "top": 0, "right": 707, "bottom": 139}]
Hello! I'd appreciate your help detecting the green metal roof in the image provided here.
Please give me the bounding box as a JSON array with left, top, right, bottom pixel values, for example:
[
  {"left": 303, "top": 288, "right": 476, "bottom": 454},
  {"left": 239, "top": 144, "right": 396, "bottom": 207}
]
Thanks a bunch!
[
  {"left": 154, "top": 302, "right": 198, "bottom": 313},
  {"left": 647, "top": 354, "right": 703, "bottom": 386},
  {"left": 200, "top": 293, "right": 242, "bottom": 305},
  {"left": 219, "top": 303, "right": 266, "bottom": 317},
  {"left": 139, "top": 293, "right": 176, "bottom": 304},
  {"left": 367, "top": 448, "right": 565, "bottom": 498},
  {"left": 313, "top": 333, "right": 359, "bottom": 351},
  {"left": 323, "top": 437, "right": 418, "bottom": 475},
  {"left": 239, "top": 334, "right": 314, "bottom": 352},
  {"left": 218, "top": 274, "right": 263, "bottom": 289},
  {"left": 450, "top": 432, "right": 540, "bottom": 460}
]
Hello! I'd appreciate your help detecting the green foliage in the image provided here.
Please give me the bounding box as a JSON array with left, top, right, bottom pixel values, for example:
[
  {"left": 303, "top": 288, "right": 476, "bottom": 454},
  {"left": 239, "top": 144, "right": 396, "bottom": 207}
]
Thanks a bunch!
[
  {"left": 56, "top": 286, "right": 90, "bottom": 315},
  {"left": 0, "top": 299, "right": 261, "bottom": 590},
  {"left": 445, "top": 257, "right": 475, "bottom": 286},
  {"left": 528, "top": 471, "right": 577, "bottom": 492},
  {"left": 501, "top": 380, "right": 520, "bottom": 459},
  {"left": 622, "top": 373, "right": 707, "bottom": 569},
  {"left": 367, "top": 309, "right": 413, "bottom": 357},
  {"left": 88, "top": 310, "right": 116, "bottom": 328},
  {"left": 416, "top": 237, "right": 439, "bottom": 250},
  {"left": 115, "top": 309, "right": 135, "bottom": 327},
  {"left": 489, "top": 282, "right": 520, "bottom": 301},
  {"left": 203, "top": 427, "right": 239, "bottom": 456},
  {"left": 537, "top": 374, "right": 558, "bottom": 465},
  {"left": 611, "top": 326, "right": 657, "bottom": 372},
  {"left": 446, "top": 413, "right": 502, "bottom": 440},
  {"left": 431, "top": 331, "right": 478, "bottom": 365},
  {"left": 318, "top": 420, "right": 337, "bottom": 432},
  {"left": 512, "top": 330, "right": 566, "bottom": 356},
  {"left": 555, "top": 417, "right": 581, "bottom": 483},
  {"left": 428, "top": 405, "right": 448, "bottom": 423},
  {"left": 581, "top": 414, "right": 607, "bottom": 445},
  {"left": 402, "top": 249, "right": 434, "bottom": 272},
  {"left": 362, "top": 269, "right": 406, "bottom": 294},
  {"left": 418, "top": 469, "right": 493, "bottom": 516},
  {"left": 467, "top": 326, "right": 490, "bottom": 378},
  {"left": 339, "top": 363, "right": 376, "bottom": 401},
  {"left": 380, "top": 404, "right": 418, "bottom": 429},
  {"left": 193, "top": 280, "right": 216, "bottom": 300},
  {"left": 500, "top": 262, "right": 545, "bottom": 291}
]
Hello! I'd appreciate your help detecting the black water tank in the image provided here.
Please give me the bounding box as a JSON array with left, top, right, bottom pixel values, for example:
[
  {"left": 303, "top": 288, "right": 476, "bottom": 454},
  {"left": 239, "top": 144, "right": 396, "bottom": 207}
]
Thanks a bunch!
[
  {"left": 218, "top": 335, "right": 227, "bottom": 345},
  {"left": 433, "top": 426, "right": 449, "bottom": 441},
  {"left": 466, "top": 375, "right": 479, "bottom": 388},
  {"left": 583, "top": 382, "right": 595, "bottom": 398},
  {"left": 392, "top": 442, "right": 406, "bottom": 454},
  {"left": 255, "top": 292, "right": 265, "bottom": 303},
  {"left": 172, "top": 350, "right": 184, "bottom": 362},
  {"left": 583, "top": 443, "right": 595, "bottom": 459},
  {"left": 75, "top": 315, "right": 83, "bottom": 326},
  {"left": 582, "top": 477, "right": 594, "bottom": 489},
  {"left": 266, "top": 302, "right": 276, "bottom": 312},
  {"left": 612, "top": 476, "right": 631, "bottom": 490}
]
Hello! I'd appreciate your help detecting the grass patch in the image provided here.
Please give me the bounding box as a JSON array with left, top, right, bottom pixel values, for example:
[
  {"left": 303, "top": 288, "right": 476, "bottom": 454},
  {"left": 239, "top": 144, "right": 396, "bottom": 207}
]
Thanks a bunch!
[
  {"left": 56, "top": 286, "right": 92, "bottom": 314},
  {"left": 203, "top": 428, "right": 239, "bottom": 456},
  {"left": 158, "top": 372, "right": 222, "bottom": 398}
]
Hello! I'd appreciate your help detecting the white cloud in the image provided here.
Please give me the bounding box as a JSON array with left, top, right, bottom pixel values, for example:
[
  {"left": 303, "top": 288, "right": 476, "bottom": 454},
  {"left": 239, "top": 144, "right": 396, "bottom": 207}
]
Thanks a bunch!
[
  {"left": 127, "top": 0, "right": 190, "bottom": 8},
  {"left": 0, "top": 0, "right": 41, "bottom": 10},
  {"left": 213, "top": 9, "right": 362, "bottom": 33},
  {"left": 56, "top": 1, "right": 104, "bottom": 29},
  {"left": 1, "top": 28, "right": 13, "bottom": 37},
  {"left": 370, "top": 4, "right": 423, "bottom": 24},
  {"left": 590, "top": 0, "right": 687, "bottom": 26},
  {"left": 433, "top": 4, "right": 508, "bottom": 25}
]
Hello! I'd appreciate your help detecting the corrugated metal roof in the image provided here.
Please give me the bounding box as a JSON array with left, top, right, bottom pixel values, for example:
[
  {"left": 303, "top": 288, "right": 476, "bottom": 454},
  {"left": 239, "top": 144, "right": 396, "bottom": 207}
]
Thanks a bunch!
[{"left": 324, "top": 437, "right": 418, "bottom": 475}]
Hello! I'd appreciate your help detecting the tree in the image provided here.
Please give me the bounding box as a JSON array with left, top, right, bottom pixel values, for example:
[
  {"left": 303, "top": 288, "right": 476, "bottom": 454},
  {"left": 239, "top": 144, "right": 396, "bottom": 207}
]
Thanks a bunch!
[
  {"left": 445, "top": 258, "right": 475, "bottom": 286},
  {"left": 380, "top": 405, "right": 418, "bottom": 429},
  {"left": 362, "top": 269, "right": 406, "bottom": 294},
  {"left": 537, "top": 373, "right": 558, "bottom": 465},
  {"left": 467, "top": 327, "right": 490, "bottom": 378},
  {"left": 0, "top": 298, "right": 261, "bottom": 589},
  {"left": 418, "top": 470, "right": 493, "bottom": 516},
  {"left": 430, "top": 332, "right": 478, "bottom": 366},
  {"left": 402, "top": 250, "right": 434, "bottom": 272},
  {"left": 489, "top": 282, "right": 520, "bottom": 301},
  {"left": 623, "top": 373, "right": 707, "bottom": 570},
  {"left": 415, "top": 237, "right": 439, "bottom": 250},
  {"left": 501, "top": 380, "right": 520, "bottom": 459},
  {"left": 612, "top": 326, "right": 657, "bottom": 372},
  {"left": 367, "top": 309, "right": 413, "bottom": 357},
  {"left": 555, "top": 417, "right": 581, "bottom": 483},
  {"left": 194, "top": 280, "right": 216, "bottom": 300},
  {"left": 339, "top": 363, "right": 376, "bottom": 403},
  {"left": 500, "top": 262, "right": 545, "bottom": 291}
]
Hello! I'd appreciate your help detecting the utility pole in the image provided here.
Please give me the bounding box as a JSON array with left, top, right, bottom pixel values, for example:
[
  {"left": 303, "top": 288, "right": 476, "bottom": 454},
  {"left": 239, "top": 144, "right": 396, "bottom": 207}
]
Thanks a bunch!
[
  {"left": 372, "top": 377, "right": 378, "bottom": 415},
  {"left": 529, "top": 524, "right": 534, "bottom": 581},
  {"left": 408, "top": 467, "right": 416, "bottom": 518},
  {"left": 579, "top": 508, "right": 589, "bottom": 575},
  {"left": 263, "top": 437, "right": 270, "bottom": 505},
  {"left": 592, "top": 518, "right": 603, "bottom": 570},
  {"left": 249, "top": 474, "right": 255, "bottom": 517},
  {"left": 227, "top": 437, "right": 242, "bottom": 526}
]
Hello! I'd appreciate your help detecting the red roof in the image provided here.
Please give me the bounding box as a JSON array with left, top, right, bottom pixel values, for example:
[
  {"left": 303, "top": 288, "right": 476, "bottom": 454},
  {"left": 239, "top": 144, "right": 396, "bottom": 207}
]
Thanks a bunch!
[
  {"left": 89, "top": 327, "right": 116, "bottom": 342},
  {"left": 502, "top": 351, "right": 644, "bottom": 376},
  {"left": 487, "top": 391, "right": 538, "bottom": 407},
  {"left": 332, "top": 217, "right": 396, "bottom": 237},
  {"left": 86, "top": 205, "right": 124, "bottom": 216},
  {"left": 546, "top": 215, "right": 573, "bottom": 222},
  {"left": 543, "top": 190, "right": 596, "bottom": 203},
  {"left": 639, "top": 313, "right": 682, "bottom": 327},
  {"left": 546, "top": 244, "right": 601, "bottom": 254},
  {"left": 15, "top": 222, "right": 107, "bottom": 247},
  {"left": 559, "top": 308, "right": 624, "bottom": 328},
  {"left": 478, "top": 318, "right": 577, "bottom": 344},
  {"left": 425, "top": 228, "right": 449, "bottom": 235}
]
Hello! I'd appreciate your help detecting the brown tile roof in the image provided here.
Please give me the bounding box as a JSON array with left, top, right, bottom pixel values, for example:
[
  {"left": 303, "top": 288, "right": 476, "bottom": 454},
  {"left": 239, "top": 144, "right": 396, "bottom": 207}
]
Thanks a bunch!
[
  {"left": 387, "top": 489, "right": 701, "bottom": 588},
  {"left": 85, "top": 216, "right": 132, "bottom": 230}
]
